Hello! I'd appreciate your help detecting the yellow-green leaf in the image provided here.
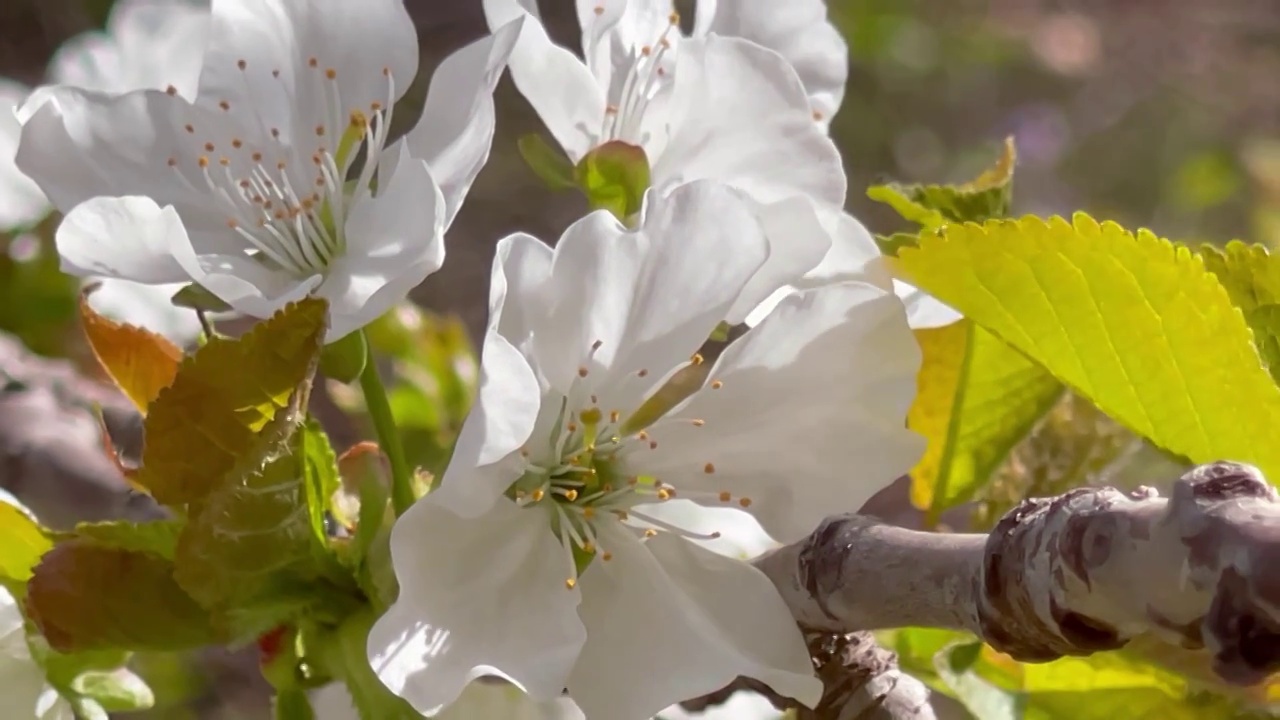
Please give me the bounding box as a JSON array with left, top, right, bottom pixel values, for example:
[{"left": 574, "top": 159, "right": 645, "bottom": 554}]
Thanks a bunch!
[
  {"left": 908, "top": 321, "right": 1063, "bottom": 521},
  {"left": 869, "top": 136, "right": 1016, "bottom": 234},
  {"left": 72, "top": 520, "right": 183, "bottom": 560},
  {"left": 893, "top": 214, "right": 1280, "bottom": 481},
  {"left": 0, "top": 501, "right": 51, "bottom": 586},
  {"left": 1199, "top": 241, "right": 1280, "bottom": 385},
  {"left": 26, "top": 542, "right": 217, "bottom": 652},
  {"left": 79, "top": 292, "right": 183, "bottom": 414},
  {"left": 136, "top": 298, "right": 328, "bottom": 507}
]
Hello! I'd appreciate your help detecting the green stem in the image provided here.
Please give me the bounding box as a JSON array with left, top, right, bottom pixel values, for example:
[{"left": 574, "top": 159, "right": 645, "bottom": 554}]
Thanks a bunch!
[{"left": 357, "top": 331, "right": 415, "bottom": 516}]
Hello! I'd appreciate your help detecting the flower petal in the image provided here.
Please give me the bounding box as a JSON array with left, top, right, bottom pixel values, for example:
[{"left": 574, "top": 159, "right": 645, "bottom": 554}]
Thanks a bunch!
[
  {"left": 431, "top": 330, "right": 542, "bottom": 518},
  {"left": 369, "top": 498, "right": 585, "bottom": 713},
  {"left": 692, "top": 0, "right": 847, "bottom": 126},
  {"left": 642, "top": 282, "right": 925, "bottom": 543},
  {"left": 323, "top": 155, "right": 445, "bottom": 341},
  {"left": 724, "top": 194, "right": 832, "bottom": 325},
  {"left": 56, "top": 196, "right": 197, "bottom": 283},
  {"left": 630, "top": 499, "right": 778, "bottom": 561},
  {"left": 660, "top": 691, "right": 788, "bottom": 719},
  {"left": 408, "top": 19, "right": 522, "bottom": 228},
  {"left": 490, "top": 232, "right": 555, "bottom": 358},
  {"left": 87, "top": 278, "right": 202, "bottom": 346},
  {"left": 741, "top": 211, "right": 887, "bottom": 327},
  {"left": 15, "top": 86, "right": 241, "bottom": 255},
  {"left": 182, "top": 252, "right": 320, "bottom": 321},
  {"left": 0, "top": 80, "right": 49, "bottom": 230},
  {"left": 569, "top": 527, "right": 820, "bottom": 720},
  {"left": 531, "top": 181, "right": 769, "bottom": 408},
  {"left": 895, "top": 280, "right": 962, "bottom": 329},
  {"left": 49, "top": 0, "right": 209, "bottom": 99},
  {"left": 197, "top": 0, "right": 417, "bottom": 145},
  {"left": 484, "top": 0, "right": 606, "bottom": 162},
  {"left": 653, "top": 36, "right": 844, "bottom": 211}
]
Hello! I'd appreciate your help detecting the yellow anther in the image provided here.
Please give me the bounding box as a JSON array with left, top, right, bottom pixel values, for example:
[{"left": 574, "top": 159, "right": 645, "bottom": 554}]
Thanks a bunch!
[
  {"left": 602, "top": 552, "right": 613, "bottom": 561},
  {"left": 691, "top": 353, "right": 704, "bottom": 366},
  {"left": 704, "top": 462, "right": 716, "bottom": 474},
  {"left": 532, "top": 489, "right": 545, "bottom": 502},
  {"left": 564, "top": 489, "right": 579, "bottom": 502},
  {"left": 657, "top": 488, "right": 672, "bottom": 500},
  {"left": 578, "top": 366, "right": 589, "bottom": 377},
  {"left": 691, "top": 419, "right": 705, "bottom": 427},
  {"left": 739, "top": 497, "right": 753, "bottom": 508},
  {"left": 583, "top": 507, "right": 596, "bottom": 519},
  {"left": 719, "top": 491, "right": 731, "bottom": 502},
  {"left": 565, "top": 578, "right": 577, "bottom": 589},
  {"left": 711, "top": 380, "right": 724, "bottom": 389}
]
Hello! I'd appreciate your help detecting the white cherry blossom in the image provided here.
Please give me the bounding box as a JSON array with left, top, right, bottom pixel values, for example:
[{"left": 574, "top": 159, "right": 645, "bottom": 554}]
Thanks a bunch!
[
  {"left": 368, "top": 181, "right": 924, "bottom": 720},
  {"left": 17, "top": 0, "right": 521, "bottom": 342}
]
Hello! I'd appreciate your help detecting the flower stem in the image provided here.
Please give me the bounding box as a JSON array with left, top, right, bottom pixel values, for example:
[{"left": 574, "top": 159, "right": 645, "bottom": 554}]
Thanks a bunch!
[{"left": 357, "top": 331, "right": 415, "bottom": 516}]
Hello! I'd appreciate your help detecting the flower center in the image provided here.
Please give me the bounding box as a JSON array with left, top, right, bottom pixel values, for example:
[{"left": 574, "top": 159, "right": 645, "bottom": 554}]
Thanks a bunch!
[
  {"left": 505, "top": 340, "right": 753, "bottom": 589},
  {"left": 165, "top": 58, "right": 399, "bottom": 278},
  {"left": 597, "top": 11, "right": 679, "bottom": 148}
]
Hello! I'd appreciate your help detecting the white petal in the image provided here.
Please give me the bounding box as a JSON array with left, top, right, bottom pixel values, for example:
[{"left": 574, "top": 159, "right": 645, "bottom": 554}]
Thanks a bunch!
[
  {"left": 322, "top": 155, "right": 445, "bottom": 341},
  {"left": 182, "top": 251, "right": 320, "bottom": 321},
  {"left": 369, "top": 498, "right": 585, "bottom": 713},
  {"left": 15, "top": 86, "right": 239, "bottom": 256},
  {"left": 484, "top": 0, "right": 605, "bottom": 162},
  {"left": 0, "top": 79, "right": 48, "bottom": 230},
  {"left": 56, "top": 196, "right": 196, "bottom": 284},
  {"left": 642, "top": 282, "right": 925, "bottom": 543},
  {"left": 653, "top": 36, "right": 844, "bottom": 211},
  {"left": 630, "top": 500, "right": 779, "bottom": 561},
  {"left": 490, "top": 232, "right": 555, "bottom": 357},
  {"left": 408, "top": 19, "right": 522, "bottom": 228},
  {"left": 531, "top": 181, "right": 769, "bottom": 407},
  {"left": 1, "top": 585, "right": 70, "bottom": 720},
  {"left": 197, "top": 0, "right": 417, "bottom": 145},
  {"left": 660, "top": 691, "right": 787, "bottom": 720},
  {"left": 724, "top": 194, "right": 832, "bottom": 325},
  {"left": 436, "top": 682, "right": 578, "bottom": 720},
  {"left": 569, "top": 527, "right": 820, "bottom": 720},
  {"left": 693, "top": 0, "right": 847, "bottom": 125},
  {"left": 895, "top": 280, "right": 962, "bottom": 329},
  {"left": 87, "top": 279, "right": 202, "bottom": 346},
  {"left": 741, "top": 211, "right": 889, "bottom": 328},
  {"left": 49, "top": 0, "right": 209, "bottom": 99},
  {"left": 575, "top": 0, "right": 675, "bottom": 92},
  {"left": 431, "top": 331, "right": 542, "bottom": 519}
]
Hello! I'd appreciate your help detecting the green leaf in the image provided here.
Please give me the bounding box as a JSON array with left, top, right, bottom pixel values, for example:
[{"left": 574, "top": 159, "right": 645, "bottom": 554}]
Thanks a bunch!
[
  {"left": 575, "top": 140, "right": 651, "bottom": 221},
  {"left": 319, "top": 328, "right": 367, "bottom": 384},
  {"left": 934, "top": 643, "right": 1023, "bottom": 720},
  {"left": 869, "top": 136, "right": 1016, "bottom": 233},
  {"left": 301, "top": 419, "right": 341, "bottom": 551},
  {"left": 173, "top": 430, "right": 344, "bottom": 634},
  {"left": 170, "top": 282, "right": 232, "bottom": 313},
  {"left": 517, "top": 133, "right": 577, "bottom": 191},
  {"left": 25, "top": 541, "right": 217, "bottom": 652},
  {"left": 892, "top": 214, "right": 1280, "bottom": 482},
  {"left": 275, "top": 688, "right": 317, "bottom": 720},
  {"left": 907, "top": 321, "right": 1063, "bottom": 521},
  {"left": 319, "top": 608, "right": 422, "bottom": 720},
  {"left": 136, "top": 298, "right": 328, "bottom": 507},
  {"left": 1198, "top": 241, "right": 1280, "bottom": 385},
  {"left": 71, "top": 520, "right": 183, "bottom": 559},
  {"left": 0, "top": 501, "right": 52, "bottom": 587}
]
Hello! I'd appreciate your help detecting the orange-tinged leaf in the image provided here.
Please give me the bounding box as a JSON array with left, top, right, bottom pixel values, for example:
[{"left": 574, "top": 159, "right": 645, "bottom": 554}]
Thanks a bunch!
[
  {"left": 134, "top": 298, "right": 328, "bottom": 507},
  {"left": 79, "top": 292, "right": 183, "bottom": 415},
  {"left": 26, "top": 541, "right": 217, "bottom": 652}
]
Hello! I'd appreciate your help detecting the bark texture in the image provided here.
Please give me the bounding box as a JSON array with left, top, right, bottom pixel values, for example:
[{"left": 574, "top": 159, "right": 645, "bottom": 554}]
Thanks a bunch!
[{"left": 740, "top": 461, "right": 1280, "bottom": 718}]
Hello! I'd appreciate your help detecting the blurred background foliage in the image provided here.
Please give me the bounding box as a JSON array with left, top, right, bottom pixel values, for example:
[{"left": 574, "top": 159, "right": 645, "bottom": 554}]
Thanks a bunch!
[{"left": 2, "top": 0, "right": 1280, "bottom": 718}]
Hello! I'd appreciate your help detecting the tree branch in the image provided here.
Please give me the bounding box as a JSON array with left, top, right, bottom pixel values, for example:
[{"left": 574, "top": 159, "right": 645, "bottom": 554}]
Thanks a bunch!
[{"left": 742, "top": 461, "right": 1280, "bottom": 719}]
